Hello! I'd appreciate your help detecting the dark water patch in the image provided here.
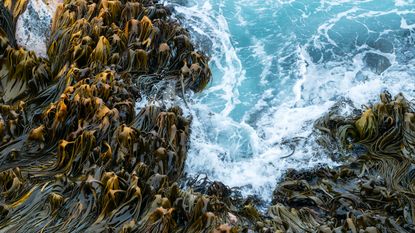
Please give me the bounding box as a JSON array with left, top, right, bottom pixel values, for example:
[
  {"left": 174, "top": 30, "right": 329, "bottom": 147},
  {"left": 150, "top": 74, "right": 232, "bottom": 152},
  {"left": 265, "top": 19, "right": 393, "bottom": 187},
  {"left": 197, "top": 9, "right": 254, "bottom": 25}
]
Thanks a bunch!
[{"left": 369, "top": 38, "right": 394, "bottom": 53}]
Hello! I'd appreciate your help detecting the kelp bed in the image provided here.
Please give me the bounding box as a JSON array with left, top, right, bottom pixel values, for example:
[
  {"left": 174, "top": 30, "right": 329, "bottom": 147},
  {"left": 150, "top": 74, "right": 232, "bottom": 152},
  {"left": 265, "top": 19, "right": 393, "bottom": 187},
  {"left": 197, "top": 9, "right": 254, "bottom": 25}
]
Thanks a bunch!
[{"left": 0, "top": 0, "right": 415, "bottom": 232}]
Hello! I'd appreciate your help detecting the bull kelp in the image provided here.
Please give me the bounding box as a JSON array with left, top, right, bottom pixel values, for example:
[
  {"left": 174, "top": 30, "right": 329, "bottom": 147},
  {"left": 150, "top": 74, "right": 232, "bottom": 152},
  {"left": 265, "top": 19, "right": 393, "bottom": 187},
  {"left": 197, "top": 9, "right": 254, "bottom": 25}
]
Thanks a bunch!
[
  {"left": 1, "top": 0, "right": 415, "bottom": 232},
  {"left": 267, "top": 92, "right": 415, "bottom": 232}
]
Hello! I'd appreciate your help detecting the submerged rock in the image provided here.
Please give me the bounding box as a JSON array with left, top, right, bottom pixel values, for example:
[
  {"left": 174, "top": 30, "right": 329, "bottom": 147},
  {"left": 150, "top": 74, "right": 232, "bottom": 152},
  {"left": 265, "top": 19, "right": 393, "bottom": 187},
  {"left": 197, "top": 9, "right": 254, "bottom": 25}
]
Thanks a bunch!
[
  {"left": 370, "top": 38, "right": 394, "bottom": 54},
  {"left": 363, "top": 52, "right": 391, "bottom": 74}
]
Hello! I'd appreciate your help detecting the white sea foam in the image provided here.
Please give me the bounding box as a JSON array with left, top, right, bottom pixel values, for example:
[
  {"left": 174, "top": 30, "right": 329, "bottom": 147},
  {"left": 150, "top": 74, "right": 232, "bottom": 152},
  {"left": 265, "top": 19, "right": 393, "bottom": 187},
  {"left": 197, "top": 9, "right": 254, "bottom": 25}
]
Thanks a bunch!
[
  {"left": 251, "top": 38, "right": 273, "bottom": 85},
  {"left": 395, "top": 0, "right": 414, "bottom": 6},
  {"left": 172, "top": 1, "right": 245, "bottom": 118}
]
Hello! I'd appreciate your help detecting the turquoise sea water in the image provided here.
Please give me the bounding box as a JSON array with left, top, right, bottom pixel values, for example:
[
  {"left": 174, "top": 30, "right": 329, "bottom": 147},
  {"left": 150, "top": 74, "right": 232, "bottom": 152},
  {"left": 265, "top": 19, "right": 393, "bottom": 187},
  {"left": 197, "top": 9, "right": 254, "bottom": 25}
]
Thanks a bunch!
[{"left": 168, "top": 0, "right": 415, "bottom": 199}]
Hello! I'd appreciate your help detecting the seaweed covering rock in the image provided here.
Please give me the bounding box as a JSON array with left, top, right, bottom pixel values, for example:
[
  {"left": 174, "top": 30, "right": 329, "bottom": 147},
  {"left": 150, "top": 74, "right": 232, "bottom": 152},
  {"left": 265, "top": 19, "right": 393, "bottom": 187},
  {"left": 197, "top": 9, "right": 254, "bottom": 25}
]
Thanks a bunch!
[{"left": 269, "top": 92, "right": 415, "bottom": 232}]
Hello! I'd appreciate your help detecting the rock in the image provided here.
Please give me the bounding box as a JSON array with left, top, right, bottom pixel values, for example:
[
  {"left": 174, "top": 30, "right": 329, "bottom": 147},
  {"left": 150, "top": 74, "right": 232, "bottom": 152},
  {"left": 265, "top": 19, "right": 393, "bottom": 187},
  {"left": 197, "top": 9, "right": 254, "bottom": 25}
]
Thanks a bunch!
[
  {"left": 370, "top": 38, "right": 394, "bottom": 53},
  {"left": 363, "top": 52, "right": 391, "bottom": 75},
  {"left": 15, "top": 0, "right": 61, "bottom": 57}
]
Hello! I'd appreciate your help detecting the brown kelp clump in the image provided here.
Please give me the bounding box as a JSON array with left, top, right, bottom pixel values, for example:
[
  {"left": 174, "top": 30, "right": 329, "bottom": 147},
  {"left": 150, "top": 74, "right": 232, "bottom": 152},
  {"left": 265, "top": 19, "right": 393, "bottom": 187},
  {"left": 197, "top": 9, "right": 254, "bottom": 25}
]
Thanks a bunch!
[
  {"left": 0, "top": 0, "right": 255, "bottom": 232},
  {"left": 267, "top": 92, "right": 415, "bottom": 232}
]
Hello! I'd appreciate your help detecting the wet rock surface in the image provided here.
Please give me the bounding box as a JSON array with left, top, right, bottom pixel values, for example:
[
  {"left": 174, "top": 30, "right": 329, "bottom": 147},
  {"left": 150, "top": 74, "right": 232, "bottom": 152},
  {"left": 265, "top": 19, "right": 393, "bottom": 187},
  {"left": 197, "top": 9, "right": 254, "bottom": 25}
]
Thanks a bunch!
[
  {"left": 369, "top": 38, "right": 394, "bottom": 54},
  {"left": 363, "top": 52, "right": 391, "bottom": 74}
]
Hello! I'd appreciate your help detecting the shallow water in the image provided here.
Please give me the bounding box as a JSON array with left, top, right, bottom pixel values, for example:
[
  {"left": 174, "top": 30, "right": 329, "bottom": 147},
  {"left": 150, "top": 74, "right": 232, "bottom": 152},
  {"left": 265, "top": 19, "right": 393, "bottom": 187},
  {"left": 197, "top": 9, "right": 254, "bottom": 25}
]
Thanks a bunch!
[{"left": 168, "top": 0, "right": 415, "bottom": 200}]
